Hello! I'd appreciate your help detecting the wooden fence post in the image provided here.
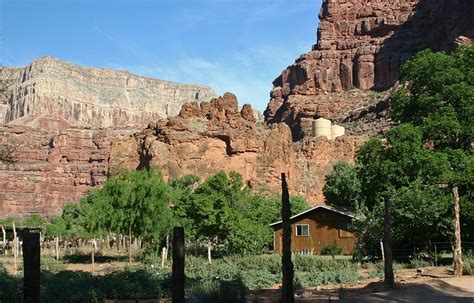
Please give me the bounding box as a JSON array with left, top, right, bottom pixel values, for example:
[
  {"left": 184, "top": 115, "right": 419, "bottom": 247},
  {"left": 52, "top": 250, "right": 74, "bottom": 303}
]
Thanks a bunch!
[
  {"left": 55, "top": 236, "right": 59, "bottom": 261},
  {"left": 22, "top": 232, "right": 40, "bottom": 303},
  {"left": 453, "top": 186, "right": 463, "bottom": 277},
  {"left": 172, "top": 227, "right": 185, "bottom": 303},
  {"left": 281, "top": 173, "right": 294, "bottom": 303},
  {"left": 2, "top": 225, "right": 6, "bottom": 255},
  {"left": 13, "top": 222, "right": 17, "bottom": 274},
  {"left": 383, "top": 196, "right": 394, "bottom": 290}
]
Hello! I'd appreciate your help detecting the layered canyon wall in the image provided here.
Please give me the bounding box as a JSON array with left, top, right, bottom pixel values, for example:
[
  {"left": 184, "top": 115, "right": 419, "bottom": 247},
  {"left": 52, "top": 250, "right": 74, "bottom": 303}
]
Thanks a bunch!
[
  {"left": 0, "top": 57, "right": 216, "bottom": 217},
  {"left": 265, "top": 0, "right": 474, "bottom": 140},
  {"left": 0, "top": 56, "right": 216, "bottom": 128}
]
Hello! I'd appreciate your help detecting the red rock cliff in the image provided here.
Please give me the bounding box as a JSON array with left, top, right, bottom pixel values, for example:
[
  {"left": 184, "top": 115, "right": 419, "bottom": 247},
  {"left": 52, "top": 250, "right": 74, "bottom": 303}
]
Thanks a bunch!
[
  {"left": 265, "top": 0, "right": 474, "bottom": 139},
  {"left": 109, "top": 93, "right": 364, "bottom": 209}
]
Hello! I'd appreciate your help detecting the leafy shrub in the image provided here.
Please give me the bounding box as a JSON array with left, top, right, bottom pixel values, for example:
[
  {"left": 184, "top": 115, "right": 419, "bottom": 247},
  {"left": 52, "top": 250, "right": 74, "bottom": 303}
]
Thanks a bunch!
[
  {"left": 41, "top": 256, "right": 67, "bottom": 273},
  {"left": 293, "top": 254, "right": 353, "bottom": 272},
  {"left": 0, "top": 264, "right": 22, "bottom": 303},
  {"left": 41, "top": 270, "right": 98, "bottom": 302},
  {"left": 409, "top": 256, "right": 433, "bottom": 269},
  {"left": 294, "top": 266, "right": 358, "bottom": 289},
  {"left": 185, "top": 255, "right": 213, "bottom": 281},
  {"left": 187, "top": 280, "right": 246, "bottom": 303},
  {"left": 230, "top": 254, "right": 281, "bottom": 275},
  {"left": 99, "top": 267, "right": 170, "bottom": 299},
  {"left": 462, "top": 253, "right": 473, "bottom": 276},
  {"left": 240, "top": 269, "right": 278, "bottom": 289},
  {"left": 320, "top": 243, "right": 343, "bottom": 258}
]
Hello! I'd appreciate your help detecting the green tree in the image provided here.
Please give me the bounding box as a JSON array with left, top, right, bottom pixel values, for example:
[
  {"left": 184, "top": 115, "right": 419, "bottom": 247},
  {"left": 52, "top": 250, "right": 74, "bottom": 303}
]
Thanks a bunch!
[
  {"left": 75, "top": 167, "right": 175, "bottom": 258},
  {"left": 46, "top": 216, "right": 68, "bottom": 238},
  {"left": 175, "top": 171, "right": 311, "bottom": 255},
  {"left": 349, "top": 45, "right": 474, "bottom": 256},
  {"left": 323, "top": 161, "right": 362, "bottom": 209},
  {"left": 169, "top": 174, "right": 200, "bottom": 238},
  {"left": 391, "top": 44, "right": 474, "bottom": 241}
]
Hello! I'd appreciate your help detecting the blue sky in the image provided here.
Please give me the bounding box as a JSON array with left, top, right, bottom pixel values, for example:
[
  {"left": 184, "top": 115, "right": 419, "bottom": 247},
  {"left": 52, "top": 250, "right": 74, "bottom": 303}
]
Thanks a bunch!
[{"left": 0, "top": 0, "right": 321, "bottom": 111}]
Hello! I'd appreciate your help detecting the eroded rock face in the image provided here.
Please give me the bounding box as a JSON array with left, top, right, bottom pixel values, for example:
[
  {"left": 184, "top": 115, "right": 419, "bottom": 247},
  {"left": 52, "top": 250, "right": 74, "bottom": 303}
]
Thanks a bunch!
[
  {"left": 1, "top": 57, "right": 217, "bottom": 128},
  {"left": 265, "top": 0, "right": 474, "bottom": 139},
  {"left": 0, "top": 57, "right": 217, "bottom": 218},
  {"left": 0, "top": 124, "right": 137, "bottom": 217},
  {"left": 109, "top": 95, "right": 363, "bottom": 207}
]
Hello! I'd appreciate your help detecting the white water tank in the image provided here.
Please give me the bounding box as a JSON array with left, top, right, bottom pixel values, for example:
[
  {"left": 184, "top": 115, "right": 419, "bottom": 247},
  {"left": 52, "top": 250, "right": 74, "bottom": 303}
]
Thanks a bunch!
[
  {"left": 331, "top": 124, "right": 345, "bottom": 140},
  {"left": 312, "top": 118, "right": 332, "bottom": 139}
]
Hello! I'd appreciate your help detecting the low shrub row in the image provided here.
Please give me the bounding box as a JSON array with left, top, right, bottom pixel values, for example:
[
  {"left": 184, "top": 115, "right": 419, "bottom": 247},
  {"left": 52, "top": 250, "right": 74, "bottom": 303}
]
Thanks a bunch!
[{"left": 0, "top": 255, "right": 359, "bottom": 302}]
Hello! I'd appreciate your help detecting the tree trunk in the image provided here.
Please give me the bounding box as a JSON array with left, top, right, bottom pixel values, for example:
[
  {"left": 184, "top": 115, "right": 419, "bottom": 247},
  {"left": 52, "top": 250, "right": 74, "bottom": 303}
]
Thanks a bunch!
[
  {"left": 281, "top": 173, "right": 294, "bottom": 303},
  {"left": 64, "top": 239, "right": 69, "bottom": 256},
  {"left": 453, "top": 186, "right": 463, "bottom": 277},
  {"left": 383, "top": 196, "right": 394, "bottom": 290},
  {"left": 55, "top": 236, "right": 59, "bottom": 261},
  {"left": 207, "top": 240, "right": 212, "bottom": 264},
  {"left": 115, "top": 235, "right": 122, "bottom": 253},
  {"left": 128, "top": 226, "right": 132, "bottom": 264},
  {"left": 161, "top": 247, "right": 167, "bottom": 268},
  {"left": 172, "top": 227, "right": 185, "bottom": 303},
  {"left": 91, "top": 238, "right": 96, "bottom": 275},
  {"left": 165, "top": 235, "right": 169, "bottom": 261}
]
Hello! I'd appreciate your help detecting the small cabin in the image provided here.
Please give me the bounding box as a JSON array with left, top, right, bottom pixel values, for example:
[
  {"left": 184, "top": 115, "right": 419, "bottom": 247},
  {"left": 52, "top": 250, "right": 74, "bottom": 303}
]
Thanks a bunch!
[{"left": 269, "top": 204, "right": 356, "bottom": 255}]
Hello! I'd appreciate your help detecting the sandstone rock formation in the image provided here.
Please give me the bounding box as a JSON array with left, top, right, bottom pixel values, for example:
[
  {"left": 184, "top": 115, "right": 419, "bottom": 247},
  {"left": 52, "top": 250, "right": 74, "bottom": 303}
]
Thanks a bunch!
[
  {"left": 0, "top": 56, "right": 216, "bottom": 128},
  {"left": 0, "top": 57, "right": 217, "bottom": 218},
  {"left": 265, "top": 0, "right": 474, "bottom": 139},
  {"left": 0, "top": 123, "right": 136, "bottom": 217},
  {"left": 109, "top": 94, "right": 364, "bottom": 209}
]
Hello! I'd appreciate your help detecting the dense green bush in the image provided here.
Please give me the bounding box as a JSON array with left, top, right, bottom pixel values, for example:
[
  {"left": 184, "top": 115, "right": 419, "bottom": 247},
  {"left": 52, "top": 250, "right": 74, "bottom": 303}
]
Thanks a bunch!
[
  {"left": 294, "top": 267, "right": 358, "bottom": 289},
  {"left": 0, "top": 255, "right": 361, "bottom": 302},
  {"left": 320, "top": 243, "right": 343, "bottom": 258},
  {"left": 41, "top": 270, "right": 98, "bottom": 302},
  {"left": 0, "top": 264, "right": 22, "bottom": 303},
  {"left": 187, "top": 280, "right": 246, "bottom": 303},
  {"left": 462, "top": 253, "right": 473, "bottom": 276},
  {"left": 292, "top": 254, "right": 353, "bottom": 272},
  {"left": 41, "top": 256, "right": 67, "bottom": 273}
]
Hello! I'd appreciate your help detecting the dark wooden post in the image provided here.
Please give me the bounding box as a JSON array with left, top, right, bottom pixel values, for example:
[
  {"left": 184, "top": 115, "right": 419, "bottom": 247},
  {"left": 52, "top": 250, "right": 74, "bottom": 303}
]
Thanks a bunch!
[
  {"left": 22, "top": 232, "right": 40, "bottom": 303},
  {"left": 172, "top": 227, "right": 185, "bottom": 303},
  {"left": 453, "top": 186, "right": 463, "bottom": 277},
  {"left": 383, "top": 196, "right": 394, "bottom": 290},
  {"left": 281, "top": 173, "right": 294, "bottom": 303}
]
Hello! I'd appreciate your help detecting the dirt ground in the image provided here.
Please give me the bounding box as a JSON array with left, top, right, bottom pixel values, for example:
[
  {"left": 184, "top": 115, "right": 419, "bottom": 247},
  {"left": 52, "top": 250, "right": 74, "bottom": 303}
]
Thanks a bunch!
[
  {"left": 248, "top": 267, "right": 474, "bottom": 302},
  {"left": 0, "top": 255, "right": 132, "bottom": 275}
]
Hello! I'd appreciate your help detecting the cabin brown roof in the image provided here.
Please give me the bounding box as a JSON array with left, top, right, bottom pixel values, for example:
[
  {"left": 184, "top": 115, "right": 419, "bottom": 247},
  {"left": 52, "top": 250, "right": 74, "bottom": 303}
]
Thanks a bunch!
[{"left": 268, "top": 204, "right": 355, "bottom": 227}]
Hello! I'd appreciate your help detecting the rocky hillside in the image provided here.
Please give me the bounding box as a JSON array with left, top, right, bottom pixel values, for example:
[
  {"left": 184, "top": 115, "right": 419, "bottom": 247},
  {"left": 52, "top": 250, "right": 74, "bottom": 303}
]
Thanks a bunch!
[
  {"left": 109, "top": 93, "right": 363, "bottom": 206},
  {"left": 0, "top": 123, "right": 135, "bottom": 216},
  {"left": 0, "top": 56, "right": 216, "bottom": 128},
  {"left": 265, "top": 0, "right": 474, "bottom": 140},
  {"left": 0, "top": 57, "right": 216, "bottom": 218}
]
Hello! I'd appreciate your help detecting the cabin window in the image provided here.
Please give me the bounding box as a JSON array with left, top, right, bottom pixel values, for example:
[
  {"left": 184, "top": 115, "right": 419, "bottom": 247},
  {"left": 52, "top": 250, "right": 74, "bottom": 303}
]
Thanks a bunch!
[
  {"left": 296, "top": 224, "right": 309, "bottom": 236},
  {"left": 339, "top": 222, "right": 353, "bottom": 238}
]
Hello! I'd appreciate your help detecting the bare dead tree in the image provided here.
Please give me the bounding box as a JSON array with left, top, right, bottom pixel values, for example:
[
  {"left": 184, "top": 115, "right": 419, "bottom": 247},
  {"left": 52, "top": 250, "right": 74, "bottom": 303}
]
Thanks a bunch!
[
  {"left": 281, "top": 173, "right": 294, "bottom": 303},
  {"left": 0, "top": 144, "right": 17, "bottom": 164}
]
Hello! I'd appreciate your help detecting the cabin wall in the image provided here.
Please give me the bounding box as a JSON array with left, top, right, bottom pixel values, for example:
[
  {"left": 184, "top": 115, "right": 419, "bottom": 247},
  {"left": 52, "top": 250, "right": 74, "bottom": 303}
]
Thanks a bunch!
[{"left": 273, "top": 208, "right": 355, "bottom": 255}]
